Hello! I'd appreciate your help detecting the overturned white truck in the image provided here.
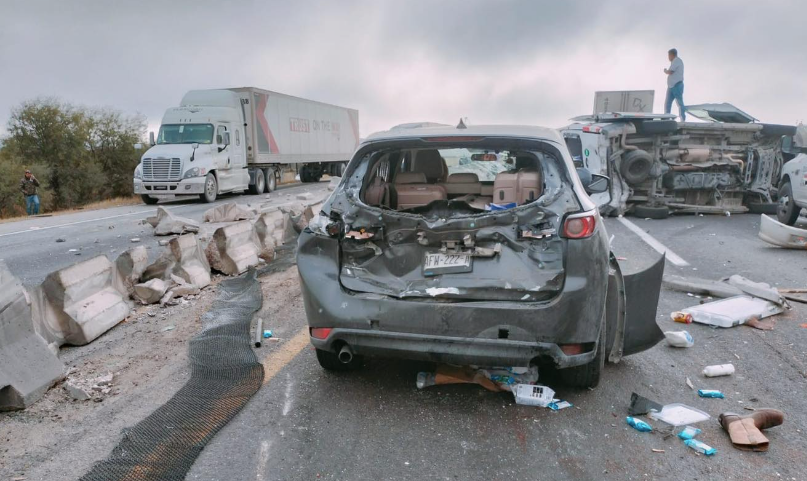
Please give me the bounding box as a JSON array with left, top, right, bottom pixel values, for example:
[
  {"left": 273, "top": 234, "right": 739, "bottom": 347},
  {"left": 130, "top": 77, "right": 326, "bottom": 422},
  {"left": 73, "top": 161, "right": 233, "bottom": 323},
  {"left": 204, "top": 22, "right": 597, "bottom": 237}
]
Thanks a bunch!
[{"left": 562, "top": 103, "right": 796, "bottom": 218}]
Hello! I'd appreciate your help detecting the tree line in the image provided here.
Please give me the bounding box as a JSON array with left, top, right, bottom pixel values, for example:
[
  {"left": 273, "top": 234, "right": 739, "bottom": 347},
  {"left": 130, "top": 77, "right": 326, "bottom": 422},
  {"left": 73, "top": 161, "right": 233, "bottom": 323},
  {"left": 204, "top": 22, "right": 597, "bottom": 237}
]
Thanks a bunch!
[{"left": 0, "top": 98, "right": 145, "bottom": 217}]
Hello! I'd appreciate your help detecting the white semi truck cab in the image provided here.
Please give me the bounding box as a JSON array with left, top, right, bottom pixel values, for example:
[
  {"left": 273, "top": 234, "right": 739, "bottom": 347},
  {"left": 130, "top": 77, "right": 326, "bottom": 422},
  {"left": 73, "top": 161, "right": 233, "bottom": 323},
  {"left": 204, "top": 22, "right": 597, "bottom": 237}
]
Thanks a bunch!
[
  {"left": 135, "top": 90, "right": 249, "bottom": 204},
  {"left": 134, "top": 87, "right": 359, "bottom": 204}
]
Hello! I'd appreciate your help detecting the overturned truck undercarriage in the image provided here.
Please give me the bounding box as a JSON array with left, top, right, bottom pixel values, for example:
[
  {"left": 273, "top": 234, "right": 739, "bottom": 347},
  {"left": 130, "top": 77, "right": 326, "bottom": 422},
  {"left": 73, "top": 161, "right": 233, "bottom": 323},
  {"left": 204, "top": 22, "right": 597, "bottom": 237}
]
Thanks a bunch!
[{"left": 563, "top": 109, "right": 797, "bottom": 217}]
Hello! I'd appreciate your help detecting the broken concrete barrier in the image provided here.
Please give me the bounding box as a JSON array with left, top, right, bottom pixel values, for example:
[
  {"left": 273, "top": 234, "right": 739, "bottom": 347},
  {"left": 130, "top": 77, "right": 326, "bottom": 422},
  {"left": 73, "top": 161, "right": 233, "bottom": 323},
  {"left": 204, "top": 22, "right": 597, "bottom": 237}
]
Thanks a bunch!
[
  {"left": 31, "top": 255, "right": 131, "bottom": 347},
  {"left": 0, "top": 262, "right": 65, "bottom": 411},
  {"left": 253, "top": 216, "right": 277, "bottom": 262},
  {"left": 205, "top": 221, "right": 261, "bottom": 275},
  {"left": 113, "top": 246, "right": 148, "bottom": 297},
  {"left": 170, "top": 234, "right": 212, "bottom": 288},
  {"left": 256, "top": 209, "right": 298, "bottom": 247},
  {"left": 203, "top": 202, "right": 256, "bottom": 223},
  {"left": 140, "top": 234, "right": 211, "bottom": 289},
  {"left": 147, "top": 206, "right": 200, "bottom": 236},
  {"left": 134, "top": 278, "right": 168, "bottom": 304}
]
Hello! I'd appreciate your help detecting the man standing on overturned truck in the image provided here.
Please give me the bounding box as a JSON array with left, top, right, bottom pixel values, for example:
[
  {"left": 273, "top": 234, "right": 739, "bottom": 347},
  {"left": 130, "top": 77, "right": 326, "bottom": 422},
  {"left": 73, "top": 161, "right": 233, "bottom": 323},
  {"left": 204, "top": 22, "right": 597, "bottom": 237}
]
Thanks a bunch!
[{"left": 664, "top": 48, "right": 686, "bottom": 121}]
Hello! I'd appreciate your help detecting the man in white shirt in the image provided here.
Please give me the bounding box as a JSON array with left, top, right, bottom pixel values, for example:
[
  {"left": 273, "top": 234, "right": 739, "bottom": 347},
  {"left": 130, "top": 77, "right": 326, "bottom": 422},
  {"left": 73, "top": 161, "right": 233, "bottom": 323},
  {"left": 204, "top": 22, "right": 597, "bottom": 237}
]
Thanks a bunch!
[{"left": 663, "top": 48, "right": 686, "bottom": 121}]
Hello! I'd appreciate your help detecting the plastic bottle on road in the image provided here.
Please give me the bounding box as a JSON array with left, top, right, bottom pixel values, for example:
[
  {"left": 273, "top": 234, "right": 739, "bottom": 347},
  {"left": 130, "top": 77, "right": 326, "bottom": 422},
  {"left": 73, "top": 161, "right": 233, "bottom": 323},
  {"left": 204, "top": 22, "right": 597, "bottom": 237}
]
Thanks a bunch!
[
  {"left": 703, "top": 364, "right": 735, "bottom": 377},
  {"left": 626, "top": 416, "right": 653, "bottom": 432}
]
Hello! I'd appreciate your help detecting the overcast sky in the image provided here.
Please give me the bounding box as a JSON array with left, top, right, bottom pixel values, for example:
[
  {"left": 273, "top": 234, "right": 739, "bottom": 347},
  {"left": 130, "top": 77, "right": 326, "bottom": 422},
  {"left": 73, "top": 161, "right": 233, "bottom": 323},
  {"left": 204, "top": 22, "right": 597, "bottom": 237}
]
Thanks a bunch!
[{"left": 1, "top": 0, "right": 805, "bottom": 139}]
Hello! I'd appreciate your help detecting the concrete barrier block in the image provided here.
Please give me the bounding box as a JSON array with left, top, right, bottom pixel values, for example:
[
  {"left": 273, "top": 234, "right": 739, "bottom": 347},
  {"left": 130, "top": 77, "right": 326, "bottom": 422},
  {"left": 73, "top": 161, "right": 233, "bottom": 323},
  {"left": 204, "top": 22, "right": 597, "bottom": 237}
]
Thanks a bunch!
[
  {"left": 169, "top": 234, "right": 211, "bottom": 288},
  {"left": 113, "top": 246, "right": 148, "bottom": 297},
  {"left": 203, "top": 202, "right": 256, "bottom": 223},
  {"left": 257, "top": 209, "right": 298, "bottom": 246},
  {"left": 253, "top": 215, "right": 277, "bottom": 261},
  {"left": 147, "top": 206, "right": 200, "bottom": 236},
  {"left": 33, "top": 255, "right": 131, "bottom": 346},
  {"left": 0, "top": 262, "right": 65, "bottom": 410},
  {"left": 133, "top": 278, "right": 168, "bottom": 304},
  {"left": 205, "top": 221, "right": 261, "bottom": 275}
]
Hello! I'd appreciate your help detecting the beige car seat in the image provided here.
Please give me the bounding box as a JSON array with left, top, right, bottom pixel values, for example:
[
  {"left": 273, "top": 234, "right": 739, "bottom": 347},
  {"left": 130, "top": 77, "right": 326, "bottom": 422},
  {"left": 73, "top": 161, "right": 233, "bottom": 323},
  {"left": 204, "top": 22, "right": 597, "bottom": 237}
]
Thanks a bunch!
[
  {"left": 411, "top": 150, "right": 448, "bottom": 183},
  {"left": 492, "top": 170, "right": 543, "bottom": 204},
  {"left": 394, "top": 172, "right": 447, "bottom": 210},
  {"left": 442, "top": 173, "right": 481, "bottom": 196}
]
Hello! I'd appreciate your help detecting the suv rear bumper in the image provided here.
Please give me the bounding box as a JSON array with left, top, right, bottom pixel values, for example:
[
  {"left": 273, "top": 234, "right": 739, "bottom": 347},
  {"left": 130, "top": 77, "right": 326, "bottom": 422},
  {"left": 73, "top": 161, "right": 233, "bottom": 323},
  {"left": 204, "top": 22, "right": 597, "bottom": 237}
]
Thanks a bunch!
[
  {"left": 298, "top": 231, "right": 609, "bottom": 368},
  {"left": 310, "top": 328, "right": 596, "bottom": 368}
]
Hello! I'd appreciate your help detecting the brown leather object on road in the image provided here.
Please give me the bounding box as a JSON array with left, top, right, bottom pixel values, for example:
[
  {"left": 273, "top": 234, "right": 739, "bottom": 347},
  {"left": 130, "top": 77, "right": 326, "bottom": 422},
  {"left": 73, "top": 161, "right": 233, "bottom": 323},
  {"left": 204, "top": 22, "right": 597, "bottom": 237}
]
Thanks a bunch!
[{"left": 718, "top": 409, "right": 785, "bottom": 452}]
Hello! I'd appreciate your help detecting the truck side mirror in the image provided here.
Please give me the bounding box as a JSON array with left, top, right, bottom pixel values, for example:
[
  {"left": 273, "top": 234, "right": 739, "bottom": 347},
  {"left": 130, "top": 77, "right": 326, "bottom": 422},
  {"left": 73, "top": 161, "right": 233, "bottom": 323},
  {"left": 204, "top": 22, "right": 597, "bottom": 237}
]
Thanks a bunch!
[
  {"left": 223, "top": 132, "right": 231, "bottom": 146},
  {"left": 149, "top": 132, "right": 155, "bottom": 146}
]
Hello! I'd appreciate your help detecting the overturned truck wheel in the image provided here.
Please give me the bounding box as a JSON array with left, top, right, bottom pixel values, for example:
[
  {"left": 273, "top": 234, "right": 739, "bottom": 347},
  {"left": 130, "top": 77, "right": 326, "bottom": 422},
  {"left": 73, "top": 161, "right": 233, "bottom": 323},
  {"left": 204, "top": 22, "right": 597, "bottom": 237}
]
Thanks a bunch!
[{"left": 620, "top": 150, "right": 654, "bottom": 185}]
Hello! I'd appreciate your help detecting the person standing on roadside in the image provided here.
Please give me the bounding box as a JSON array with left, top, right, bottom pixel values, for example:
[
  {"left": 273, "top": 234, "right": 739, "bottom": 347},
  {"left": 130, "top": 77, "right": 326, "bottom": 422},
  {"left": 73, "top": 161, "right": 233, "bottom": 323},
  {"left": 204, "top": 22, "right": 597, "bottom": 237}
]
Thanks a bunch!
[
  {"left": 664, "top": 48, "right": 686, "bottom": 121},
  {"left": 20, "top": 169, "right": 41, "bottom": 215}
]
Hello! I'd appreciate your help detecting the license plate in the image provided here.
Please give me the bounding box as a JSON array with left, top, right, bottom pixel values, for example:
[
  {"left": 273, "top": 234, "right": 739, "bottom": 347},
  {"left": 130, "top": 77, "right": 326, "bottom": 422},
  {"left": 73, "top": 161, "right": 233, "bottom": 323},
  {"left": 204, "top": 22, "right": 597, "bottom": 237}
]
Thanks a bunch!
[{"left": 423, "top": 252, "right": 472, "bottom": 276}]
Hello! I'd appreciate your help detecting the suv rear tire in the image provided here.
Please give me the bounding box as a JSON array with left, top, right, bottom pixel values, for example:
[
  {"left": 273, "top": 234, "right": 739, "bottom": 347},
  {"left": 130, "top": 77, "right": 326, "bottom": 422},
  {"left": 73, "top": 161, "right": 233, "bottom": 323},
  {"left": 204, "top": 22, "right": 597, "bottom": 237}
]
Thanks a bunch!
[
  {"left": 559, "top": 312, "right": 605, "bottom": 389},
  {"left": 777, "top": 181, "right": 801, "bottom": 225},
  {"left": 315, "top": 348, "right": 363, "bottom": 371}
]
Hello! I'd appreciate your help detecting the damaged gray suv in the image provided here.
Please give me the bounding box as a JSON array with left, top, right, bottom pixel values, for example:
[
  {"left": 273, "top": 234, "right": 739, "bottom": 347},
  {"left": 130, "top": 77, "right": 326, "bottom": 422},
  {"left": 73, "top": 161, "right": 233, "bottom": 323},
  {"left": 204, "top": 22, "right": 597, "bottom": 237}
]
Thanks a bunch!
[{"left": 297, "top": 124, "right": 665, "bottom": 388}]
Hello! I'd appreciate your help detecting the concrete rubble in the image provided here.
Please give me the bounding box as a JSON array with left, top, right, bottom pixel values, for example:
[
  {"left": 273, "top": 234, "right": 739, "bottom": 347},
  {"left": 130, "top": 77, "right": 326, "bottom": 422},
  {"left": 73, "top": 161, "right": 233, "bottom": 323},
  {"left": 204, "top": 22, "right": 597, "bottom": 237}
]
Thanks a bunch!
[
  {"left": 203, "top": 202, "right": 257, "bottom": 223},
  {"left": 134, "top": 278, "right": 168, "bottom": 304},
  {"left": 141, "top": 234, "right": 212, "bottom": 289},
  {"left": 63, "top": 370, "right": 116, "bottom": 401},
  {"left": 0, "top": 261, "right": 65, "bottom": 411},
  {"left": 146, "top": 206, "right": 200, "bottom": 236},
  {"left": 113, "top": 246, "right": 149, "bottom": 297},
  {"left": 255, "top": 209, "right": 298, "bottom": 247}
]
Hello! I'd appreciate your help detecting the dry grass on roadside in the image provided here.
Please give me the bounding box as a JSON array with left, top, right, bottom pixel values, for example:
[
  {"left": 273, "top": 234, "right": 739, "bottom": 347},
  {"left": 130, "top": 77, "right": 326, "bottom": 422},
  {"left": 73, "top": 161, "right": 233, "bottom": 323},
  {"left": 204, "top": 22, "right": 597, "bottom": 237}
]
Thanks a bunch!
[{"left": 0, "top": 196, "right": 142, "bottom": 224}]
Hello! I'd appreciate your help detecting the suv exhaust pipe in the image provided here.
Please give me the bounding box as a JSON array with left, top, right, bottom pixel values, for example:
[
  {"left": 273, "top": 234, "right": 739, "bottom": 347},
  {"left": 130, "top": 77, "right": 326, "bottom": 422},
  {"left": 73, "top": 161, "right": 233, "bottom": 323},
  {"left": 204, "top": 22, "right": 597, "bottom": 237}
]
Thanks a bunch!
[{"left": 338, "top": 345, "right": 354, "bottom": 364}]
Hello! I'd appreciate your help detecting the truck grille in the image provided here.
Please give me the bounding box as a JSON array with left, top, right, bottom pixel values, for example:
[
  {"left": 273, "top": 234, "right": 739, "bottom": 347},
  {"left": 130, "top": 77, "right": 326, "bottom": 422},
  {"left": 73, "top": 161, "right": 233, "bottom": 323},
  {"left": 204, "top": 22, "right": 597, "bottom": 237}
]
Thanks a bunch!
[{"left": 142, "top": 158, "right": 182, "bottom": 181}]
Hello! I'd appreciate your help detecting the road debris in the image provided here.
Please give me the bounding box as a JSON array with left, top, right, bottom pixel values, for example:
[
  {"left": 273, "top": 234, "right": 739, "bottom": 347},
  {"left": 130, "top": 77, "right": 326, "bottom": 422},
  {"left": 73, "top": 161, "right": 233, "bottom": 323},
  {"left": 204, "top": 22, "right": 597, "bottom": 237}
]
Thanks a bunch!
[
  {"left": 56, "top": 238, "right": 66, "bottom": 242},
  {"left": 718, "top": 409, "right": 784, "bottom": 452},
  {"left": 677, "top": 426, "right": 702, "bottom": 440},
  {"left": 698, "top": 389, "right": 725, "bottom": 399},
  {"left": 514, "top": 384, "right": 554, "bottom": 407},
  {"left": 297, "top": 192, "right": 314, "bottom": 201},
  {"left": 548, "top": 400, "right": 573, "bottom": 410},
  {"left": 664, "top": 330, "right": 694, "bottom": 347},
  {"left": 628, "top": 392, "right": 662, "bottom": 415},
  {"left": 263, "top": 329, "right": 273, "bottom": 338},
  {"left": 649, "top": 403, "right": 711, "bottom": 426},
  {"left": 682, "top": 296, "right": 783, "bottom": 328},
  {"left": 64, "top": 381, "right": 91, "bottom": 401},
  {"left": 254, "top": 317, "right": 264, "bottom": 347},
  {"left": 134, "top": 278, "right": 168, "bottom": 304},
  {"left": 415, "top": 365, "right": 539, "bottom": 392},
  {"left": 670, "top": 311, "right": 693, "bottom": 324},
  {"left": 758, "top": 214, "right": 807, "bottom": 248},
  {"left": 684, "top": 439, "right": 716, "bottom": 456},
  {"left": 161, "top": 325, "right": 175, "bottom": 332},
  {"left": 745, "top": 316, "right": 776, "bottom": 330},
  {"left": 130, "top": 238, "right": 141, "bottom": 243},
  {"left": 686, "top": 377, "right": 694, "bottom": 390},
  {"left": 203, "top": 202, "right": 256, "bottom": 223},
  {"left": 626, "top": 416, "right": 653, "bottom": 432},
  {"left": 651, "top": 448, "right": 665, "bottom": 453},
  {"left": 146, "top": 206, "right": 201, "bottom": 236},
  {"left": 703, "top": 363, "right": 735, "bottom": 377}
]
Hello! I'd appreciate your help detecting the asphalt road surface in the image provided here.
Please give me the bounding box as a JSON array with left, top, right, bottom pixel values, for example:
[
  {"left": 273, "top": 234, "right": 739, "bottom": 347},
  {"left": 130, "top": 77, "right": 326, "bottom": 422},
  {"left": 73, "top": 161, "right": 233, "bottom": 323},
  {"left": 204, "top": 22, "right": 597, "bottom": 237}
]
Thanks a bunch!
[
  {"left": 187, "top": 213, "right": 804, "bottom": 480},
  {"left": 0, "top": 181, "right": 329, "bottom": 286},
  {"left": 4, "top": 198, "right": 807, "bottom": 480}
]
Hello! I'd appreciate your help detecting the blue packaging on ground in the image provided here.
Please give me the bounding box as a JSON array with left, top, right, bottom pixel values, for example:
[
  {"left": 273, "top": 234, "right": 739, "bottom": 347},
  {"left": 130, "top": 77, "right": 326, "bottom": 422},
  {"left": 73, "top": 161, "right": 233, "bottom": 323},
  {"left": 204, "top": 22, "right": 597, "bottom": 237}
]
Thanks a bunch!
[
  {"left": 684, "top": 439, "right": 717, "bottom": 456},
  {"left": 698, "top": 389, "right": 725, "bottom": 399},
  {"left": 548, "top": 401, "right": 572, "bottom": 410},
  {"left": 677, "top": 426, "right": 702, "bottom": 440},
  {"left": 263, "top": 330, "right": 273, "bottom": 339},
  {"left": 626, "top": 416, "right": 653, "bottom": 432}
]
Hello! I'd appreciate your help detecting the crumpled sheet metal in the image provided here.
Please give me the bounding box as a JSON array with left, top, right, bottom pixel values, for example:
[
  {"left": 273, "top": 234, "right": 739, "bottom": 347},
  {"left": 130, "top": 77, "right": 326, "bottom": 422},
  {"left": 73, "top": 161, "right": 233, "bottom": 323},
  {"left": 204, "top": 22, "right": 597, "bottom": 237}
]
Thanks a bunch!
[{"left": 758, "top": 214, "right": 807, "bottom": 249}]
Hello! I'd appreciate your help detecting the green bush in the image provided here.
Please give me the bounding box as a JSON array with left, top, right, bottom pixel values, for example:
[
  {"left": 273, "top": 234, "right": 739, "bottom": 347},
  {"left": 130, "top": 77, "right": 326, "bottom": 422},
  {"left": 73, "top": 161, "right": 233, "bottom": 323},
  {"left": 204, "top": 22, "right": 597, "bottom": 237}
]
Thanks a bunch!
[{"left": 0, "top": 98, "right": 145, "bottom": 216}]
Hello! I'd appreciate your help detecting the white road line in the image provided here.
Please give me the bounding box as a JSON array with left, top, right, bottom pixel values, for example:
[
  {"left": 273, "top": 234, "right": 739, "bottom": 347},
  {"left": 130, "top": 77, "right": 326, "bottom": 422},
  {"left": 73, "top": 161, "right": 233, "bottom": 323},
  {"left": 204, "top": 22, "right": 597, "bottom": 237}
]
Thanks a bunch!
[
  {"left": 617, "top": 217, "right": 690, "bottom": 267},
  {"left": 282, "top": 372, "right": 293, "bottom": 416},
  {"left": 255, "top": 440, "right": 271, "bottom": 481}
]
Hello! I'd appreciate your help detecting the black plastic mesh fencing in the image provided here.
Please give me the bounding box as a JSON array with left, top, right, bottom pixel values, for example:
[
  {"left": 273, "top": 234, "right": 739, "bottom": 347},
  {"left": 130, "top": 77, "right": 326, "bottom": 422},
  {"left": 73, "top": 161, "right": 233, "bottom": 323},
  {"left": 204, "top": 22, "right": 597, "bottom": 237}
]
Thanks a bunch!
[{"left": 80, "top": 270, "right": 264, "bottom": 481}]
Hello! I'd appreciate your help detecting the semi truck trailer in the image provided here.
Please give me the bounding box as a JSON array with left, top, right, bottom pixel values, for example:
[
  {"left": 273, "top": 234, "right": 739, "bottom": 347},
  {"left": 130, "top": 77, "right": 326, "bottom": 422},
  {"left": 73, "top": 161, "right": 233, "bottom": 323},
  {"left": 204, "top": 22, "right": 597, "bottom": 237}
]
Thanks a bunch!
[{"left": 134, "top": 87, "right": 359, "bottom": 204}]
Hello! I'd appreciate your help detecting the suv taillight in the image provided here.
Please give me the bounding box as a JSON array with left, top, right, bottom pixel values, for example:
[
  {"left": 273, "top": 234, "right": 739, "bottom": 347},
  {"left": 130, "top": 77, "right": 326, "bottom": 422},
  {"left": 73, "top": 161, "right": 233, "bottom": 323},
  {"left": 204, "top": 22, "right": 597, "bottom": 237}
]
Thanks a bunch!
[{"left": 562, "top": 213, "right": 597, "bottom": 239}]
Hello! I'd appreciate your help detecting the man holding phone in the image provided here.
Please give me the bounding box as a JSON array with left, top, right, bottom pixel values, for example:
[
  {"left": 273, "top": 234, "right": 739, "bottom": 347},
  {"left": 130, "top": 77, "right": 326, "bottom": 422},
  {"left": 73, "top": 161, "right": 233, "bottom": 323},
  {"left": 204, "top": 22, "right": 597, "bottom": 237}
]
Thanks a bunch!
[{"left": 20, "top": 169, "right": 41, "bottom": 215}]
